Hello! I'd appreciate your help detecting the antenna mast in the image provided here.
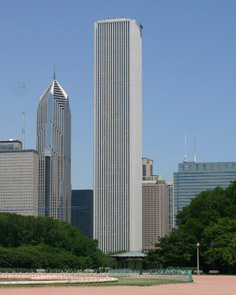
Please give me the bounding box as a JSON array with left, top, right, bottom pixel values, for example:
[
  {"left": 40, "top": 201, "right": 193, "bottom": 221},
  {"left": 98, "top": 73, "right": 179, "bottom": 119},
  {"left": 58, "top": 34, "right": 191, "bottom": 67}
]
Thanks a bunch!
[
  {"left": 22, "top": 82, "right": 25, "bottom": 149},
  {"left": 184, "top": 132, "right": 187, "bottom": 162},
  {"left": 194, "top": 129, "right": 197, "bottom": 162}
]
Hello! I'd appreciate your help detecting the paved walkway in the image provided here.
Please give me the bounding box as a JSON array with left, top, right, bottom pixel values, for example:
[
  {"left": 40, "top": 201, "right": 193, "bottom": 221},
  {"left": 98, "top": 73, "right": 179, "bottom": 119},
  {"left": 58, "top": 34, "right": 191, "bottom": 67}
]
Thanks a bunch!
[{"left": 1, "top": 275, "right": 236, "bottom": 295}]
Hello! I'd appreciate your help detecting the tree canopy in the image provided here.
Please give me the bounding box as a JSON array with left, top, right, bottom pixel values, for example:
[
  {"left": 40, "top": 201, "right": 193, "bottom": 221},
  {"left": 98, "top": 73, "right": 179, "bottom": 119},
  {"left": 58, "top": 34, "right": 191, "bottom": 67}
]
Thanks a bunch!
[
  {"left": 0, "top": 213, "right": 115, "bottom": 269},
  {"left": 146, "top": 181, "right": 236, "bottom": 273}
]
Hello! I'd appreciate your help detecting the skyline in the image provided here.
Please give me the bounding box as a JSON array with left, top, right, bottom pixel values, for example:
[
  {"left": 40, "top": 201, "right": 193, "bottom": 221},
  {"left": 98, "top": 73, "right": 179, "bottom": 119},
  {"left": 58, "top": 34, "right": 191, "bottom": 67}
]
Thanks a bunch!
[{"left": 1, "top": 0, "right": 236, "bottom": 189}]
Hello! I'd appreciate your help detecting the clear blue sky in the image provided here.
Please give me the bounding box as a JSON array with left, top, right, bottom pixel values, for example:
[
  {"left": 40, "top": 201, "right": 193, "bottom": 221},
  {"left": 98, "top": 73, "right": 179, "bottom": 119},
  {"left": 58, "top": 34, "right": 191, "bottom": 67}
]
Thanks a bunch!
[{"left": 1, "top": 0, "right": 236, "bottom": 189}]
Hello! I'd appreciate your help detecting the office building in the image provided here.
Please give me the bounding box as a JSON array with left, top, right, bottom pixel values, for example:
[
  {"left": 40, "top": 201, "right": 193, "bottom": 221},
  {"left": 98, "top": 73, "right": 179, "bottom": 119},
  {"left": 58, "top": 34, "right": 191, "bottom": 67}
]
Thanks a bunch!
[
  {"left": 71, "top": 190, "right": 93, "bottom": 239},
  {"left": 174, "top": 161, "right": 236, "bottom": 227},
  {"left": 166, "top": 180, "right": 173, "bottom": 233},
  {"left": 94, "top": 18, "right": 142, "bottom": 252},
  {"left": 0, "top": 139, "right": 22, "bottom": 150},
  {"left": 0, "top": 140, "right": 38, "bottom": 216},
  {"left": 142, "top": 157, "right": 158, "bottom": 181},
  {"left": 142, "top": 175, "right": 170, "bottom": 251},
  {"left": 37, "top": 74, "right": 71, "bottom": 223}
]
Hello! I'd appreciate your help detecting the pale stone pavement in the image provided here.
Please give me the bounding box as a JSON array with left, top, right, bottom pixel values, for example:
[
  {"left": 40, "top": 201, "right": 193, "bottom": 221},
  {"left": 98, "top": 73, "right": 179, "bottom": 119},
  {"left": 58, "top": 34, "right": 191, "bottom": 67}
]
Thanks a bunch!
[{"left": 0, "top": 275, "right": 236, "bottom": 295}]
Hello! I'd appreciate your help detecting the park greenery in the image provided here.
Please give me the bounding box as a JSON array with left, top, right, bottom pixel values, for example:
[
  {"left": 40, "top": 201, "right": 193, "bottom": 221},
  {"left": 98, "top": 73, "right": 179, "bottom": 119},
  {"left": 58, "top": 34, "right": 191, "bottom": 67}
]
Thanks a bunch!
[
  {"left": 1, "top": 182, "right": 236, "bottom": 273},
  {"left": 0, "top": 213, "right": 115, "bottom": 270},
  {"left": 146, "top": 181, "right": 236, "bottom": 274}
]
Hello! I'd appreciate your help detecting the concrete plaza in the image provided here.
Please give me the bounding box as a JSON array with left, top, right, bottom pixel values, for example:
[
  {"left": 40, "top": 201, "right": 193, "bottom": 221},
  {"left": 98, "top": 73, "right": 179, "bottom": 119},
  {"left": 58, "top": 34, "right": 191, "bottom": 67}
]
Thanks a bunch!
[{"left": 0, "top": 275, "right": 235, "bottom": 295}]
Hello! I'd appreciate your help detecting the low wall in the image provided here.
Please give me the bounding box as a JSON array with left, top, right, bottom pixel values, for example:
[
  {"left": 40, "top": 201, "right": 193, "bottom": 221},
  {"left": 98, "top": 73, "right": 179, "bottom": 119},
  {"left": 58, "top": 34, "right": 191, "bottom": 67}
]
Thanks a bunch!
[{"left": 0, "top": 273, "right": 118, "bottom": 285}]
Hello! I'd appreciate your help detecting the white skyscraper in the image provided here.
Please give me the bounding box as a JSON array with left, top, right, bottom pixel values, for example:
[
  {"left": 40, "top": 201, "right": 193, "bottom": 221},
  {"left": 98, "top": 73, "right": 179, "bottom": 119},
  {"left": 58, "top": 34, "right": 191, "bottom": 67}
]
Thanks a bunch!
[{"left": 94, "top": 18, "right": 142, "bottom": 253}]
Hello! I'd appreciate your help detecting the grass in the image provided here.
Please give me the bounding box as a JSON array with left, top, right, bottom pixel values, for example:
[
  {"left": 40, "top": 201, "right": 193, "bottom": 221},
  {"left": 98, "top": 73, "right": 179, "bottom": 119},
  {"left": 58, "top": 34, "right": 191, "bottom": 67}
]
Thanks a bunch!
[{"left": 105, "top": 277, "right": 187, "bottom": 286}]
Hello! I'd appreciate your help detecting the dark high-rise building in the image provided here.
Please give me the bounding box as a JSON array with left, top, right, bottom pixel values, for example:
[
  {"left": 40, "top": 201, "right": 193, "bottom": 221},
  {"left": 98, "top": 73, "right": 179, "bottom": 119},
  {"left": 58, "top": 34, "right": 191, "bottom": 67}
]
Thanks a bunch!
[
  {"left": 37, "top": 73, "right": 71, "bottom": 223},
  {"left": 71, "top": 190, "right": 93, "bottom": 239}
]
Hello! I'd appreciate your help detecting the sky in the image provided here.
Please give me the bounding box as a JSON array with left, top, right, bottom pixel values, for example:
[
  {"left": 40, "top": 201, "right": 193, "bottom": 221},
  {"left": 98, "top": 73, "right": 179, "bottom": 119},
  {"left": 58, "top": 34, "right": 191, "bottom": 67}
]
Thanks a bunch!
[{"left": 1, "top": 0, "right": 236, "bottom": 189}]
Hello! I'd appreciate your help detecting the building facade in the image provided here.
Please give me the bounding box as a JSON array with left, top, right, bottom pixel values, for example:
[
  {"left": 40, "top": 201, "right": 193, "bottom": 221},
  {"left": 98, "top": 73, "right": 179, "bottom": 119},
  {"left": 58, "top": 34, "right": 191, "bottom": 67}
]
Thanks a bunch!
[
  {"left": 142, "top": 157, "right": 158, "bottom": 181},
  {"left": 37, "top": 75, "right": 71, "bottom": 223},
  {"left": 166, "top": 180, "right": 173, "bottom": 233},
  {"left": 0, "top": 139, "right": 22, "bottom": 150},
  {"left": 71, "top": 190, "right": 93, "bottom": 239},
  {"left": 142, "top": 175, "right": 170, "bottom": 251},
  {"left": 0, "top": 141, "right": 38, "bottom": 216},
  {"left": 173, "top": 161, "right": 236, "bottom": 227},
  {"left": 94, "top": 18, "right": 142, "bottom": 252}
]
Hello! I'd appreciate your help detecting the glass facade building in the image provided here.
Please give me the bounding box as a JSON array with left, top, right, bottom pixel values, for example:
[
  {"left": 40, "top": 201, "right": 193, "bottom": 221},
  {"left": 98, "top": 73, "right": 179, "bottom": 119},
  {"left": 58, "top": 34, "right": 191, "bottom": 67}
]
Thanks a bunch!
[
  {"left": 37, "top": 76, "right": 71, "bottom": 223},
  {"left": 71, "top": 190, "right": 93, "bottom": 239},
  {"left": 173, "top": 161, "right": 236, "bottom": 227}
]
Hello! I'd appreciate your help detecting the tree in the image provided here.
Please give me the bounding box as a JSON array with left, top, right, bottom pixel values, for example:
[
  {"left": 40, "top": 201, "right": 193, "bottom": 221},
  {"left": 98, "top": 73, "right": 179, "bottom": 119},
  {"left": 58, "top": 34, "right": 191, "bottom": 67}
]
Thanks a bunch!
[
  {"left": 0, "top": 213, "right": 115, "bottom": 269},
  {"left": 146, "top": 181, "right": 236, "bottom": 273}
]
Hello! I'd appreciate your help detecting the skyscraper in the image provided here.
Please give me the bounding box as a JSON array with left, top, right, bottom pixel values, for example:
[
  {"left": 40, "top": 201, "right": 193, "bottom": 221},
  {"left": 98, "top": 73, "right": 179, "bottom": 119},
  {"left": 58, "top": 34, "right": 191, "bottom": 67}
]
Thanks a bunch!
[
  {"left": 71, "top": 189, "right": 93, "bottom": 239},
  {"left": 142, "top": 157, "right": 158, "bottom": 181},
  {"left": 37, "top": 73, "right": 71, "bottom": 223},
  {"left": 173, "top": 161, "right": 236, "bottom": 227},
  {"left": 166, "top": 180, "right": 174, "bottom": 233},
  {"left": 142, "top": 175, "right": 170, "bottom": 251},
  {"left": 94, "top": 18, "right": 142, "bottom": 253}
]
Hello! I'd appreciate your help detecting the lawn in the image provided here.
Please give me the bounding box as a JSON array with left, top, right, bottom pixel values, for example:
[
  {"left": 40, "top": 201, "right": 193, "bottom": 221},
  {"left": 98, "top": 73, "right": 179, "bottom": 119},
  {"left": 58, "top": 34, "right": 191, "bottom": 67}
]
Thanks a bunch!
[{"left": 101, "top": 277, "right": 188, "bottom": 286}]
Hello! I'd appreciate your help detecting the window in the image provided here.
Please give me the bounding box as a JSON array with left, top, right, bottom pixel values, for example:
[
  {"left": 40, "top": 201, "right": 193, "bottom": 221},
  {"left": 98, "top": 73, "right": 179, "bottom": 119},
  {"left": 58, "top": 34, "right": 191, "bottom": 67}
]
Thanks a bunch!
[{"left": 143, "top": 165, "right": 146, "bottom": 176}]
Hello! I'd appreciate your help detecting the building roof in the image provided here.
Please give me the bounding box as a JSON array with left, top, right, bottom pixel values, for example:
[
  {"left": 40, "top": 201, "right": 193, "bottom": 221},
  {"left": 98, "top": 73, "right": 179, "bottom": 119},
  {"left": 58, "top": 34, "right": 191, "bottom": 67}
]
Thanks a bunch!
[
  {"left": 0, "top": 140, "right": 21, "bottom": 143},
  {"left": 40, "top": 79, "right": 68, "bottom": 101},
  {"left": 142, "top": 180, "right": 157, "bottom": 184},
  {"left": 0, "top": 149, "right": 38, "bottom": 155},
  {"left": 110, "top": 251, "right": 146, "bottom": 258},
  {"left": 157, "top": 174, "right": 165, "bottom": 181}
]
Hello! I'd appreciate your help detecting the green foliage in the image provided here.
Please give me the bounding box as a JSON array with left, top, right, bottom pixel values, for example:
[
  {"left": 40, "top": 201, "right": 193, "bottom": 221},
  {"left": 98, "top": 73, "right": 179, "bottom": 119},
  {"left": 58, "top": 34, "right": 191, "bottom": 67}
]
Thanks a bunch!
[
  {"left": 146, "top": 181, "right": 236, "bottom": 273},
  {"left": 0, "top": 213, "right": 115, "bottom": 269}
]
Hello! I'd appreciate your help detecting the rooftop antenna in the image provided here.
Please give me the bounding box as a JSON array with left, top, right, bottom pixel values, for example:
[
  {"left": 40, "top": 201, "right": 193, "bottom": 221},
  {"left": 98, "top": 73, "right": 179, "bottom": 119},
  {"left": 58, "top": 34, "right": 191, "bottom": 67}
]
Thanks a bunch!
[
  {"left": 194, "top": 129, "right": 197, "bottom": 162},
  {"left": 22, "top": 82, "right": 25, "bottom": 149},
  {"left": 53, "top": 65, "right": 56, "bottom": 80},
  {"left": 184, "top": 132, "right": 187, "bottom": 162}
]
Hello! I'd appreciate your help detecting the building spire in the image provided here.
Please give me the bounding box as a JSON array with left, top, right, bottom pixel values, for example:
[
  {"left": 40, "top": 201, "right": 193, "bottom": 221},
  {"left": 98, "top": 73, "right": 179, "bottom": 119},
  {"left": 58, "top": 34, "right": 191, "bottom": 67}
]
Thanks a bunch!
[
  {"left": 184, "top": 132, "right": 187, "bottom": 162},
  {"left": 53, "top": 65, "right": 56, "bottom": 80},
  {"left": 194, "top": 129, "right": 197, "bottom": 162},
  {"left": 22, "top": 82, "right": 25, "bottom": 149}
]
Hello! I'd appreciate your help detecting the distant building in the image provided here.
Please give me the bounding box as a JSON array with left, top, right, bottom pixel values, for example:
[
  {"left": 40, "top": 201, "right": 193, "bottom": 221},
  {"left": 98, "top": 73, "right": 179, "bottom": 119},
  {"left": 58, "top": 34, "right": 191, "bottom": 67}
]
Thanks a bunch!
[
  {"left": 166, "top": 180, "right": 173, "bottom": 233},
  {"left": 94, "top": 18, "right": 142, "bottom": 252},
  {"left": 0, "top": 140, "right": 38, "bottom": 216},
  {"left": 142, "top": 158, "right": 158, "bottom": 181},
  {"left": 174, "top": 161, "right": 236, "bottom": 227},
  {"left": 37, "top": 73, "right": 71, "bottom": 223},
  {"left": 0, "top": 139, "right": 22, "bottom": 150},
  {"left": 142, "top": 175, "right": 170, "bottom": 251},
  {"left": 71, "top": 190, "right": 93, "bottom": 239}
]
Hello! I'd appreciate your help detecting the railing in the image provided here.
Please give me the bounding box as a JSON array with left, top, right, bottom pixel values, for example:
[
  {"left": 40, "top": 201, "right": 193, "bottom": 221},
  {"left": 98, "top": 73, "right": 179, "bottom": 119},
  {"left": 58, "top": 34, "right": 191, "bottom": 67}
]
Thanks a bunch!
[
  {"left": 108, "top": 268, "right": 193, "bottom": 282},
  {"left": 0, "top": 268, "right": 193, "bottom": 286}
]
